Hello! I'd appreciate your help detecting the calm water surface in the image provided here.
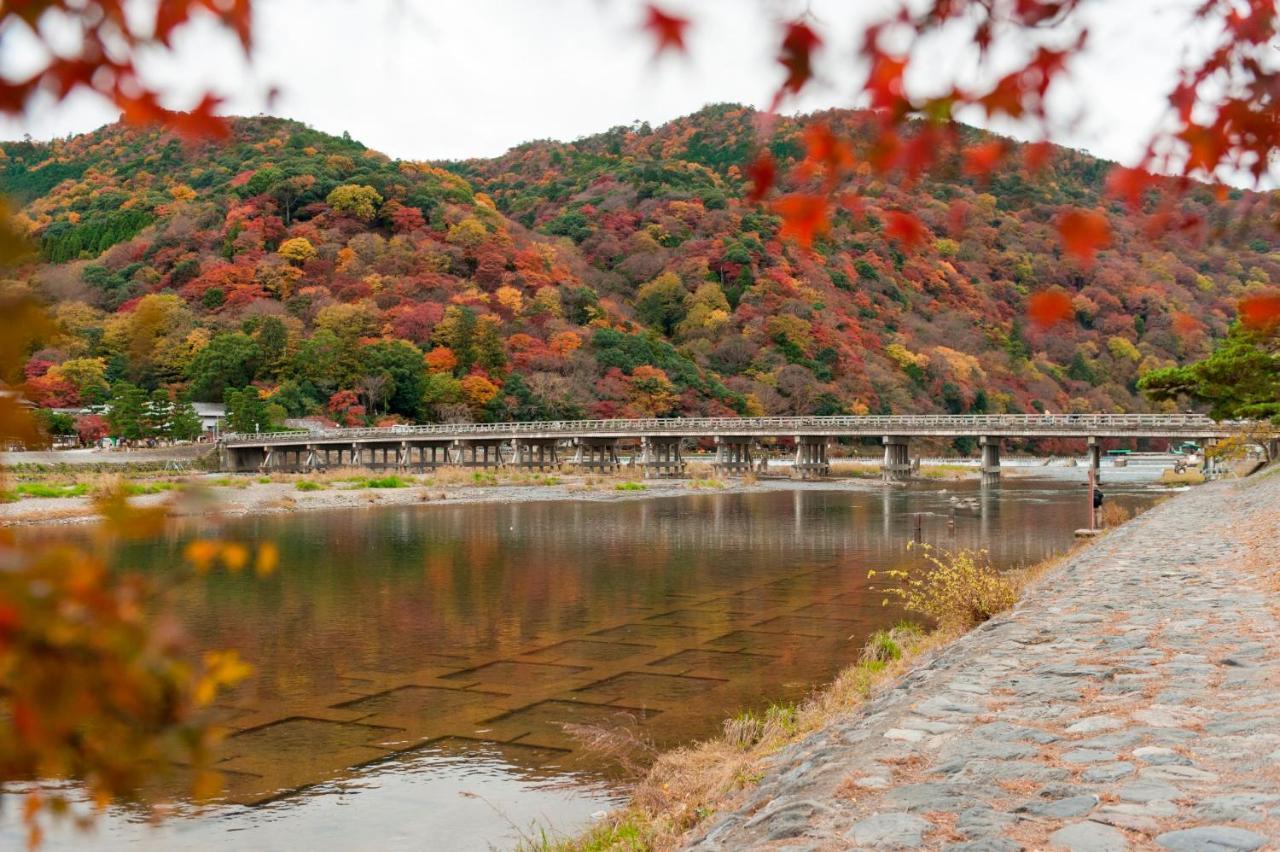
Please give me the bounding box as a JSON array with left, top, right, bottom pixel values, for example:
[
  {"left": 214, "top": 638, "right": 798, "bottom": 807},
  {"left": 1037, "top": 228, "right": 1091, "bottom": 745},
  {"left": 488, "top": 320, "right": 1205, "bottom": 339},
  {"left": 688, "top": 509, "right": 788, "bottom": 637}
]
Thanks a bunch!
[{"left": 4, "top": 470, "right": 1167, "bottom": 850}]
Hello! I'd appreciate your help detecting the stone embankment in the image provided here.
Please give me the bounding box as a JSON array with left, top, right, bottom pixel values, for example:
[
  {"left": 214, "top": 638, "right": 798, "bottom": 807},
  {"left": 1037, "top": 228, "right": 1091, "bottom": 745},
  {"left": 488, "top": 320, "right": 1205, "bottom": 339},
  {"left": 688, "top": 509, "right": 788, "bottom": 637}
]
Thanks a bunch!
[{"left": 687, "top": 470, "right": 1280, "bottom": 851}]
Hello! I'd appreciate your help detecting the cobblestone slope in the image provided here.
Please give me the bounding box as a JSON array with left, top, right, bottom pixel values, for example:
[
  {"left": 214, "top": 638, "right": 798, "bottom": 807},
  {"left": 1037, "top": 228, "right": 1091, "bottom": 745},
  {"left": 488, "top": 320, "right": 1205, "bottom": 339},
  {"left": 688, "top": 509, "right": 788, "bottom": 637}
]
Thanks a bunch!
[{"left": 687, "top": 471, "right": 1280, "bottom": 851}]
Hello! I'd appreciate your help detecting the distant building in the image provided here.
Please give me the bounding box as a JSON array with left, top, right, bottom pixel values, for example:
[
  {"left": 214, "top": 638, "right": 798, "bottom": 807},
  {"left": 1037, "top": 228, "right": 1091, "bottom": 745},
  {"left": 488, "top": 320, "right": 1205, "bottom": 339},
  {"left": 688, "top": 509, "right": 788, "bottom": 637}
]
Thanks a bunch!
[{"left": 191, "top": 402, "right": 226, "bottom": 436}]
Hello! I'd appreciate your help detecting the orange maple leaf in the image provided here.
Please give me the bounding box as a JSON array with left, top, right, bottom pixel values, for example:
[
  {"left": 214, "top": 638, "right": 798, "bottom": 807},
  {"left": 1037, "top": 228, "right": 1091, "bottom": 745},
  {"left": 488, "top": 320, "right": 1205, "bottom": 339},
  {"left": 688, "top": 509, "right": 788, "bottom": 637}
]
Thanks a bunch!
[
  {"left": 642, "top": 4, "right": 690, "bottom": 55},
  {"left": 1057, "top": 209, "right": 1110, "bottom": 265},
  {"left": 1239, "top": 293, "right": 1280, "bottom": 331},
  {"left": 1027, "top": 291, "right": 1074, "bottom": 329},
  {"left": 773, "top": 193, "right": 829, "bottom": 247}
]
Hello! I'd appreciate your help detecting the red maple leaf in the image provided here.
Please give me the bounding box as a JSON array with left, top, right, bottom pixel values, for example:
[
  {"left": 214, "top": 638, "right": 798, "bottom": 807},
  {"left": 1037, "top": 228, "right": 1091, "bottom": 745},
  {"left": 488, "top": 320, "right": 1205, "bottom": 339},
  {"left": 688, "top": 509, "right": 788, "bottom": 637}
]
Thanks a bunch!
[
  {"left": 866, "top": 53, "right": 908, "bottom": 112},
  {"left": 774, "top": 21, "right": 822, "bottom": 104},
  {"left": 745, "top": 152, "right": 776, "bottom": 204},
  {"left": 1023, "top": 140, "right": 1053, "bottom": 173},
  {"left": 642, "top": 4, "right": 690, "bottom": 55},
  {"left": 1105, "top": 166, "right": 1153, "bottom": 210},
  {"left": 1239, "top": 293, "right": 1280, "bottom": 331},
  {"left": 803, "top": 122, "right": 854, "bottom": 187},
  {"left": 1027, "top": 291, "right": 1075, "bottom": 329},
  {"left": 1057, "top": 209, "right": 1111, "bottom": 265},
  {"left": 963, "top": 140, "right": 1006, "bottom": 179},
  {"left": 885, "top": 211, "right": 928, "bottom": 249},
  {"left": 773, "top": 193, "right": 829, "bottom": 247}
]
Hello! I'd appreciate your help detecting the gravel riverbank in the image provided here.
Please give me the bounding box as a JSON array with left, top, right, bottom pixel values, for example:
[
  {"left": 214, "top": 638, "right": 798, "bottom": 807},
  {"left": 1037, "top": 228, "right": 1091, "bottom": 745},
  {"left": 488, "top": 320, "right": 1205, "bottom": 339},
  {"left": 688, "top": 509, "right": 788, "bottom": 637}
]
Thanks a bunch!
[
  {"left": 0, "top": 472, "right": 893, "bottom": 527},
  {"left": 684, "top": 468, "right": 1280, "bottom": 851}
]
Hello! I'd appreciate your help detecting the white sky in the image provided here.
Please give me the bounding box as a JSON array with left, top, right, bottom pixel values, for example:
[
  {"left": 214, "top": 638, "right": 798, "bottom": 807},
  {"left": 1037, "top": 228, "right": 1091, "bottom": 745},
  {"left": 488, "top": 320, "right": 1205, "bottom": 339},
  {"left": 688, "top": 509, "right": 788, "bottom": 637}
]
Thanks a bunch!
[{"left": 0, "top": 0, "right": 1237, "bottom": 174}]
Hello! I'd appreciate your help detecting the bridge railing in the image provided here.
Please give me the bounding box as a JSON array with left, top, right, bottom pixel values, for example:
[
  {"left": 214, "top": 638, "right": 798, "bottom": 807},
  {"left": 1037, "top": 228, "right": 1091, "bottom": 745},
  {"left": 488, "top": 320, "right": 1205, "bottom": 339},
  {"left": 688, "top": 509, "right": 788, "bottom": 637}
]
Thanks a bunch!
[{"left": 220, "top": 414, "right": 1259, "bottom": 446}]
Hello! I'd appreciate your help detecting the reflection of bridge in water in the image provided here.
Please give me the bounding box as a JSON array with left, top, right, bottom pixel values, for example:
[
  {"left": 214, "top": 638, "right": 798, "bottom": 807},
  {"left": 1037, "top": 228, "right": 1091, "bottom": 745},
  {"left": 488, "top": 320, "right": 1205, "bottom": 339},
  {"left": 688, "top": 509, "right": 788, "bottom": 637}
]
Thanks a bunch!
[{"left": 220, "top": 414, "right": 1264, "bottom": 483}]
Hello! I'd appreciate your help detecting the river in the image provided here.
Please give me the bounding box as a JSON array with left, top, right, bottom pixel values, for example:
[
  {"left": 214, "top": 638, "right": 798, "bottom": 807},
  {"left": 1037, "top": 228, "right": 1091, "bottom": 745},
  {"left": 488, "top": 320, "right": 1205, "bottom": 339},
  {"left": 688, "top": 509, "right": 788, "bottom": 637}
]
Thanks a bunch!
[{"left": 2, "top": 467, "right": 1172, "bottom": 850}]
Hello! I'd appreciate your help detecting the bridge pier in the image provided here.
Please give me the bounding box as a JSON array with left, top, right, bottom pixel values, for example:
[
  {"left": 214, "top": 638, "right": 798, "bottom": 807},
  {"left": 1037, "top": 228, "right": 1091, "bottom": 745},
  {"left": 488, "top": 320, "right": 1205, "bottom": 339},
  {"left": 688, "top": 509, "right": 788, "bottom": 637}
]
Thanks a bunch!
[
  {"left": 793, "top": 435, "right": 830, "bottom": 479},
  {"left": 980, "top": 436, "right": 1001, "bottom": 484},
  {"left": 573, "top": 437, "right": 621, "bottom": 473},
  {"left": 881, "top": 436, "right": 911, "bottom": 482},
  {"left": 453, "top": 439, "right": 505, "bottom": 469},
  {"left": 713, "top": 436, "right": 755, "bottom": 476},
  {"left": 638, "top": 436, "right": 685, "bottom": 478},
  {"left": 403, "top": 440, "right": 452, "bottom": 471},
  {"left": 1087, "top": 437, "right": 1102, "bottom": 483},
  {"left": 512, "top": 438, "right": 560, "bottom": 470}
]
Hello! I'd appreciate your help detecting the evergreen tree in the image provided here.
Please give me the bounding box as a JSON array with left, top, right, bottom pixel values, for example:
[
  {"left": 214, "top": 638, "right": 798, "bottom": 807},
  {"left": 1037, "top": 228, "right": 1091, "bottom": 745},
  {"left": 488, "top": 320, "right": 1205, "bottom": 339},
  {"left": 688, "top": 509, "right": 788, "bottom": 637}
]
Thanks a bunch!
[
  {"left": 1139, "top": 323, "right": 1279, "bottom": 422},
  {"left": 106, "top": 382, "right": 148, "bottom": 440},
  {"left": 169, "top": 400, "right": 203, "bottom": 441}
]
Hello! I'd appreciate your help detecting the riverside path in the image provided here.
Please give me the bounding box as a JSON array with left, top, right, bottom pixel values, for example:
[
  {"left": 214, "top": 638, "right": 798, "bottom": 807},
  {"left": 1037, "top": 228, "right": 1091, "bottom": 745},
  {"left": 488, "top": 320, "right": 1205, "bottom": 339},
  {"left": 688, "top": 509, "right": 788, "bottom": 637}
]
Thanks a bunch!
[
  {"left": 217, "top": 414, "right": 1268, "bottom": 483},
  {"left": 685, "top": 468, "right": 1280, "bottom": 851}
]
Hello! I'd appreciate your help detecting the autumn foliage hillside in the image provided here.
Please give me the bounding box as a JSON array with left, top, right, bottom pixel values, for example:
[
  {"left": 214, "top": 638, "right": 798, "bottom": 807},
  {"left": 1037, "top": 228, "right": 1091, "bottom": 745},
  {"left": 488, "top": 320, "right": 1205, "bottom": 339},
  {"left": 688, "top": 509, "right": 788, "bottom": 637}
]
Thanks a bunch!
[{"left": 2, "top": 107, "right": 1274, "bottom": 433}]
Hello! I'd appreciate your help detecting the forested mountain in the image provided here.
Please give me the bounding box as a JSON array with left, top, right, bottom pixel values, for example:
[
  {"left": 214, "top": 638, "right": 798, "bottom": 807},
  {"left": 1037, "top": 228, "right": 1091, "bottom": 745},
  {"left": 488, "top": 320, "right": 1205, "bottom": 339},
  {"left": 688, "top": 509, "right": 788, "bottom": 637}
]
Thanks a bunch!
[{"left": 1, "top": 105, "right": 1274, "bottom": 431}]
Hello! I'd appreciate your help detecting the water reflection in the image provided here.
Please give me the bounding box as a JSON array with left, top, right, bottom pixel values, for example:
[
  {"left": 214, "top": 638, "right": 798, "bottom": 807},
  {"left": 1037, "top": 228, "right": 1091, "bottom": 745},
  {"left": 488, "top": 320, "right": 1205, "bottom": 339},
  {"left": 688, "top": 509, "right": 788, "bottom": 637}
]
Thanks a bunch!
[{"left": 5, "top": 476, "right": 1159, "bottom": 850}]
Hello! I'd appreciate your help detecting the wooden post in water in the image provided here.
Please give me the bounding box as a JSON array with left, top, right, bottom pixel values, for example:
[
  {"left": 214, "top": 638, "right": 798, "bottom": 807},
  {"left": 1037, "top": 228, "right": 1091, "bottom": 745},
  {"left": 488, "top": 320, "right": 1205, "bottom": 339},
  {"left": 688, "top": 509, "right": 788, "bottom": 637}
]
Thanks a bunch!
[{"left": 1088, "top": 467, "right": 1097, "bottom": 531}]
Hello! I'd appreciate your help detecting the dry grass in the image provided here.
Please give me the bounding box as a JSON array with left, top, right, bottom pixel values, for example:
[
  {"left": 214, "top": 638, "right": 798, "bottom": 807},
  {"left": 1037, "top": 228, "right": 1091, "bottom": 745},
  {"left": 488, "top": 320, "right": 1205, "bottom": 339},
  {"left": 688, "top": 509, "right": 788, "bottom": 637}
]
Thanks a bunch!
[
  {"left": 682, "top": 460, "right": 712, "bottom": 478},
  {"left": 1098, "top": 502, "right": 1132, "bottom": 527},
  {"left": 827, "top": 460, "right": 881, "bottom": 479},
  {"left": 1160, "top": 468, "right": 1206, "bottom": 485}
]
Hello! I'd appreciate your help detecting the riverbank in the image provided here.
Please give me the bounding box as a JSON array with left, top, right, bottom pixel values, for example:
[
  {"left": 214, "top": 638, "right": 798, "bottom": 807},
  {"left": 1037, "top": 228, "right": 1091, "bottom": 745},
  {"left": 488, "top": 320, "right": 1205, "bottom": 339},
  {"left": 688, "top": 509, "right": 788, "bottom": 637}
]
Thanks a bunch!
[
  {"left": 0, "top": 461, "right": 1021, "bottom": 527},
  {"left": 632, "top": 466, "right": 1278, "bottom": 849}
]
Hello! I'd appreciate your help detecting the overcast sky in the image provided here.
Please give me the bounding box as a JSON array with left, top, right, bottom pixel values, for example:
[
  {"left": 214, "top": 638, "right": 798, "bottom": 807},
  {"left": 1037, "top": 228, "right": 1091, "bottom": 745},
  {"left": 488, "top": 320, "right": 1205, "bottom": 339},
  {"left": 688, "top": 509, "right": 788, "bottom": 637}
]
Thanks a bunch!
[{"left": 0, "top": 0, "right": 1229, "bottom": 172}]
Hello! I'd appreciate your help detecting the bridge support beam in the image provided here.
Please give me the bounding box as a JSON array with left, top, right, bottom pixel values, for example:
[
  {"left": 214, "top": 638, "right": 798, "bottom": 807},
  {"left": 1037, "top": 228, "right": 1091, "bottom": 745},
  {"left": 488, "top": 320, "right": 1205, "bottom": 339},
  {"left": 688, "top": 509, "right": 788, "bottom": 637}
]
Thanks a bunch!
[
  {"left": 881, "top": 436, "right": 911, "bottom": 482},
  {"left": 1201, "top": 437, "right": 1219, "bottom": 479},
  {"left": 638, "top": 436, "right": 684, "bottom": 478},
  {"left": 572, "top": 437, "right": 621, "bottom": 473},
  {"left": 792, "top": 435, "right": 830, "bottom": 479},
  {"left": 980, "top": 436, "right": 1001, "bottom": 484},
  {"left": 512, "top": 438, "right": 560, "bottom": 470},
  {"left": 1087, "top": 437, "right": 1102, "bottom": 483},
  {"left": 713, "top": 436, "right": 755, "bottom": 476}
]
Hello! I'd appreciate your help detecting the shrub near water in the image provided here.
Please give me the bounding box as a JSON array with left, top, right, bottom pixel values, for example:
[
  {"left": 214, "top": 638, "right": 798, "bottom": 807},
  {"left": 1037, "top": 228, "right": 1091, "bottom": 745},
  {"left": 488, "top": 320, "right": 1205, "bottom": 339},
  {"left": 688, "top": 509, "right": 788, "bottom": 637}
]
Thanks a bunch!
[{"left": 870, "top": 543, "right": 1017, "bottom": 633}]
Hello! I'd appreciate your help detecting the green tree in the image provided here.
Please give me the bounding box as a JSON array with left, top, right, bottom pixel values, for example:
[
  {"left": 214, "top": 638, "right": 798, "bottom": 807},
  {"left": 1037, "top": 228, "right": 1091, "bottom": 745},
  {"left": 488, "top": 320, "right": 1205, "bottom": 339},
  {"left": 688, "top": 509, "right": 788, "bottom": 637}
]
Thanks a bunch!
[
  {"left": 432, "top": 306, "right": 478, "bottom": 371},
  {"left": 106, "top": 382, "right": 148, "bottom": 440},
  {"left": 287, "top": 329, "right": 355, "bottom": 397},
  {"left": 143, "top": 389, "right": 173, "bottom": 439},
  {"left": 224, "top": 387, "right": 273, "bottom": 433},
  {"left": 1139, "top": 323, "right": 1279, "bottom": 421},
  {"left": 359, "top": 339, "right": 427, "bottom": 419},
  {"left": 169, "top": 399, "right": 203, "bottom": 441},
  {"left": 186, "top": 333, "right": 262, "bottom": 401},
  {"left": 634, "top": 272, "right": 688, "bottom": 336}
]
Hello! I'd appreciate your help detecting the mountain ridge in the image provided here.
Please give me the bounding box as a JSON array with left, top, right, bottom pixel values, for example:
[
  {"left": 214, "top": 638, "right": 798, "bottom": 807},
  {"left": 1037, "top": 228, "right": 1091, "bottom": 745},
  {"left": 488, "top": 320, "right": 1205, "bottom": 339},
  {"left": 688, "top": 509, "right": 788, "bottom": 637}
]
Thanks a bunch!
[{"left": 0, "top": 106, "right": 1273, "bottom": 440}]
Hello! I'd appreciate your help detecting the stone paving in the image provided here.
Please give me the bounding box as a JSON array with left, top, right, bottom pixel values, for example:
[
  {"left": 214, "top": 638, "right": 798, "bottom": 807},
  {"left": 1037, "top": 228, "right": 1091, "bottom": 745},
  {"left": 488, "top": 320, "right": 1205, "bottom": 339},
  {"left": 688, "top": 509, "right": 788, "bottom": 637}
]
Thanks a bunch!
[{"left": 687, "top": 471, "right": 1280, "bottom": 851}]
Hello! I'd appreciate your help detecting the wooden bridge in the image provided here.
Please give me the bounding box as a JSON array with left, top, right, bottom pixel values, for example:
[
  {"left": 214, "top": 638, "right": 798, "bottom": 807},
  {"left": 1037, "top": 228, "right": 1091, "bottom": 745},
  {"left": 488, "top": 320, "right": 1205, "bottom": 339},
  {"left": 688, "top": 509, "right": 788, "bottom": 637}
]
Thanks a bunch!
[{"left": 218, "top": 413, "right": 1265, "bottom": 482}]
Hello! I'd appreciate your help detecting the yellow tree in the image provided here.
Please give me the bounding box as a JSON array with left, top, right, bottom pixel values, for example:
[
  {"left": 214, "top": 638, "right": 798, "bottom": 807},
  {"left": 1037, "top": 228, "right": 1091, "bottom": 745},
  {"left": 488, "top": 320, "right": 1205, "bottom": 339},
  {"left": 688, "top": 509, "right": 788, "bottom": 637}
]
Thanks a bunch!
[
  {"left": 277, "top": 236, "right": 316, "bottom": 264},
  {"left": 325, "top": 184, "right": 383, "bottom": 221}
]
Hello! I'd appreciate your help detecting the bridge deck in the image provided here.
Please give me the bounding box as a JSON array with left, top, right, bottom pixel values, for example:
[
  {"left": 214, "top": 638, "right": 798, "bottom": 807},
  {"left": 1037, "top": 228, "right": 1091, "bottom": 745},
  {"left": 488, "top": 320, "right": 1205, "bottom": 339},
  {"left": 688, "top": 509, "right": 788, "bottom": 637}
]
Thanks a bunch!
[{"left": 220, "top": 414, "right": 1255, "bottom": 447}]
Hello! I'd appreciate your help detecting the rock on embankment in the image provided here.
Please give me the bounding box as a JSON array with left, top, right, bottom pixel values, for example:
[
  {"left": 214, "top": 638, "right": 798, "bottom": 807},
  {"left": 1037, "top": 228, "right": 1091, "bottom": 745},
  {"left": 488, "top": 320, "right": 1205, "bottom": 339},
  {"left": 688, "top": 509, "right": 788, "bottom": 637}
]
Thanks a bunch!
[{"left": 687, "top": 470, "right": 1280, "bottom": 851}]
